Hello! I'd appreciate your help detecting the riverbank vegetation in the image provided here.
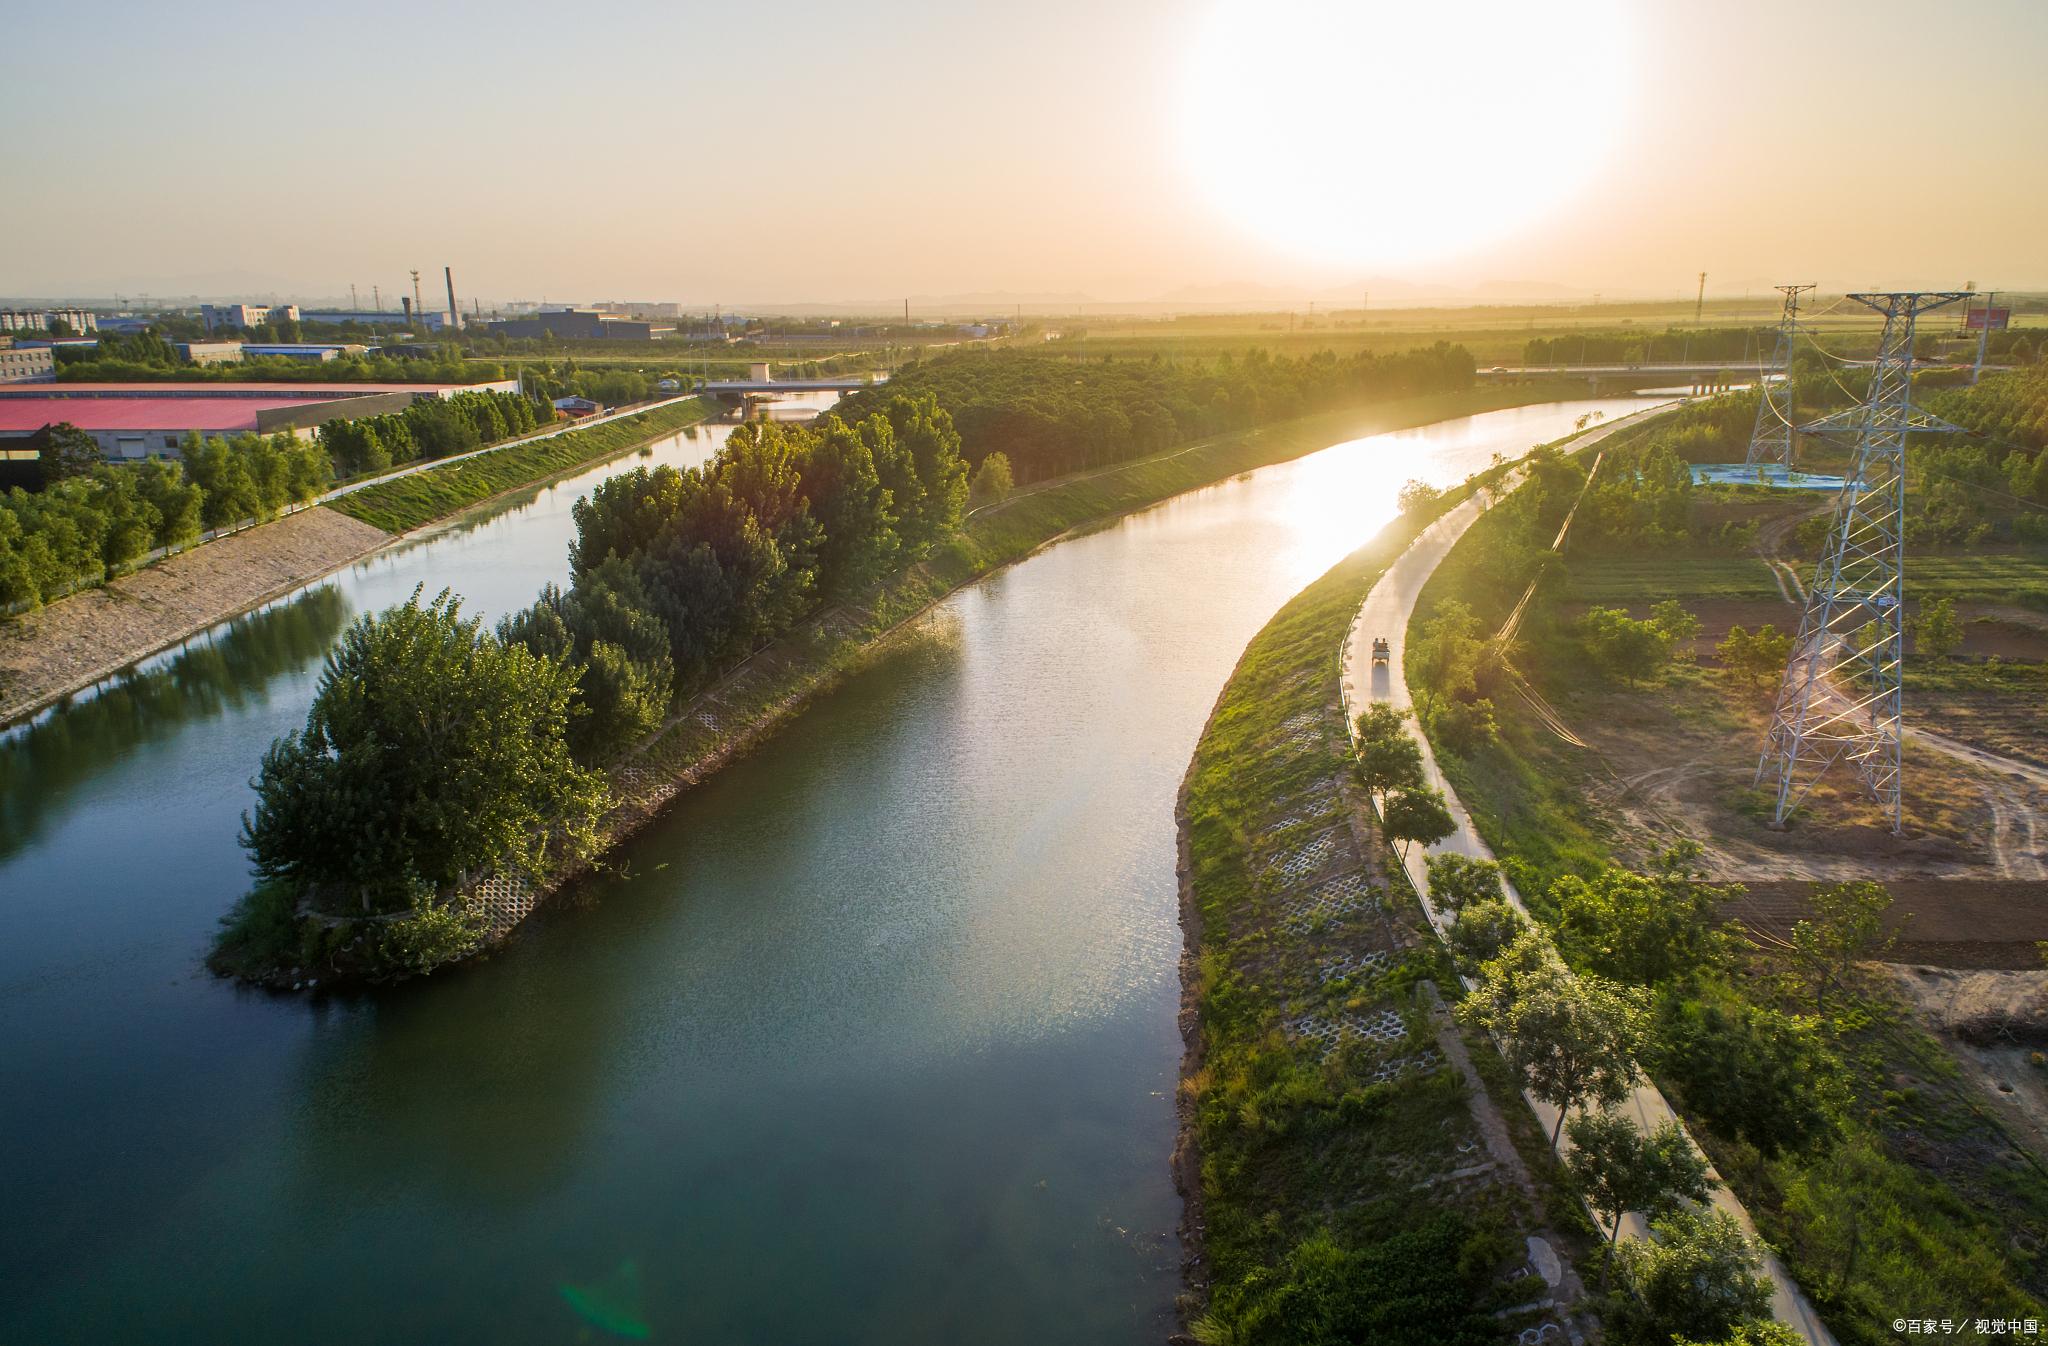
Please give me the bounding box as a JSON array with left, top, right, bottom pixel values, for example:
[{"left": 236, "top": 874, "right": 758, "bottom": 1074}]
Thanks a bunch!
[
  {"left": 1178, "top": 475, "right": 1582, "bottom": 1346},
  {"left": 215, "top": 377, "right": 1579, "bottom": 985},
  {"left": 55, "top": 334, "right": 513, "bottom": 386},
  {"left": 315, "top": 388, "right": 544, "bottom": 475},
  {"left": 1404, "top": 418, "right": 2048, "bottom": 1340},
  {"left": 326, "top": 397, "right": 711, "bottom": 534},
  {"left": 1, "top": 430, "right": 330, "bottom": 608},
  {"left": 833, "top": 343, "right": 1477, "bottom": 483}
]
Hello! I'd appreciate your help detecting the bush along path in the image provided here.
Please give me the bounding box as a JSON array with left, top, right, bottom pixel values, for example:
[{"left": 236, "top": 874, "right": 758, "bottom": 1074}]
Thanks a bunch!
[
  {"left": 1339, "top": 407, "right": 1840, "bottom": 1345},
  {"left": 1174, "top": 464, "right": 1612, "bottom": 1346}
]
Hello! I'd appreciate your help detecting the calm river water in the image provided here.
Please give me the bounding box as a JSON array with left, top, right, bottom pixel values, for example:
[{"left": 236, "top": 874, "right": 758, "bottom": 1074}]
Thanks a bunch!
[{"left": 0, "top": 396, "right": 1649, "bottom": 1343}]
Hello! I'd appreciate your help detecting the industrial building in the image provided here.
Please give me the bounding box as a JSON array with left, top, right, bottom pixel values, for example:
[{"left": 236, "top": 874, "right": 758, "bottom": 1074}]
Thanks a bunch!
[
  {"left": 0, "top": 308, "right": 98, "bottom": 334},
  {"left": 199, "top": 303, "right": 300, "bottom": 332},
  {"left": 239, "top": 343, "right": 369, "bottom": 362},
  {"left": 174, "top": 341, "right": 246, "bottom": 366},
  {"left": 486, "top": 309, "right": 672, "bottom": 341},
  {"left": 0, "top": 344, "right": 57, "bottom": 384},
  {"left": 0, "top": 379, "right": 520, "bottom": 460},
  {"left": 300, "top": 309, "right": 450, "bottom": 333}
]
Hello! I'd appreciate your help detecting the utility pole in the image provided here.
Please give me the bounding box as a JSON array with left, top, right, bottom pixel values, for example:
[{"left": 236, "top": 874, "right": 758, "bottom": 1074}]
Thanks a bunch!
[
  {"left": 1744, "top": 283, "right": 1815, "bottom": 467},
  {"left": 1694, "top": 271, "right": 1707, "bottom": 324},
  {"left": 1754, "top": 290, "right": 1969, "bottom": 833},
  {"left": 1973, "top": 288, "right": 1997, "bottom": 386}
]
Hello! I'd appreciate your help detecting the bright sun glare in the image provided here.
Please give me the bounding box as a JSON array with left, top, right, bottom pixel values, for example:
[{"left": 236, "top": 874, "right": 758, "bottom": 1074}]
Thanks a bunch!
[{"left": 1180, "top": 0, "right": 1634, "bottom": 269}]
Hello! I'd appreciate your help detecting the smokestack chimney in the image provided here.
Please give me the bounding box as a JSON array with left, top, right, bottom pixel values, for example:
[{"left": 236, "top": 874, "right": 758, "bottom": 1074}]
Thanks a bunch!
[
  {"left": 402, "top": 296, "right": 414, "bottom": 326},
  {"left": 445, "top": 267, "right": 462, "bottom": 332}
]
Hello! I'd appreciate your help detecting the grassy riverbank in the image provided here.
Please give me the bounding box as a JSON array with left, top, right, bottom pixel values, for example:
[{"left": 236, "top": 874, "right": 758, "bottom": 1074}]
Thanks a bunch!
[
  {"left": 1406, "top": 437, "right": 2048, "bottom": 1341},
  {"left": 326, "top": 397, "right": 714, "bottom": 534},
  {"left": 1173, "top": 475, "right": 1597, "bottom": 1344}
]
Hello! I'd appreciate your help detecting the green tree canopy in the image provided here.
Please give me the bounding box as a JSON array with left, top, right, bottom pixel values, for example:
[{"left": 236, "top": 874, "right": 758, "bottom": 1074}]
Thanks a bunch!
[
  {"left": 1565, "top": 1107, "right": 1714, "bottom": 1282},
  {"left": 242, "top": 588, "right": 608, "bottom": 914}
]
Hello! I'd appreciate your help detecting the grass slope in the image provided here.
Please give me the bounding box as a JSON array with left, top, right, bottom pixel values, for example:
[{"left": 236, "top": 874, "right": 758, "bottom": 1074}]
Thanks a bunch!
[
  {"left": 1175, "top": 478, "right": 1594, "bottom": 1343},
  {"left": 327, "top": 398, "right": 713, "bottom": 534}
]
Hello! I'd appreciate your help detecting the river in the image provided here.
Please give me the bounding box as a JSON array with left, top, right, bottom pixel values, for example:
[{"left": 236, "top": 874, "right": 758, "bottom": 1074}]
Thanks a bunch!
[{"left": 0, "top": 395, "right": 1650, "bottom": 1344}]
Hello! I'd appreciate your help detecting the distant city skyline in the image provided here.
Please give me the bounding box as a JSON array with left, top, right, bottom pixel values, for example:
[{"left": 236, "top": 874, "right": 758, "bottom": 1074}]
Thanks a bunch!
[{"left": 7, "top": 0, "right": 2046, "bottom": 304}]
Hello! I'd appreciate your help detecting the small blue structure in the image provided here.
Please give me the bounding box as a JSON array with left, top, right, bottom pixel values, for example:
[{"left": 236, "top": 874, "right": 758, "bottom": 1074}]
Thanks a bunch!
[{"left": 1690, "top": 463, "right": 1849, "bottom": 492}]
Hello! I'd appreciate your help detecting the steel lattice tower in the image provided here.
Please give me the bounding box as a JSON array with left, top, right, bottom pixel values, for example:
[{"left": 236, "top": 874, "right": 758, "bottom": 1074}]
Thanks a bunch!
[
  {"left": 1754, "top": 290, "right": 1969, "bottom": 832},
  {"left": 1744, "top": 283, "right": 1816, "bottom": 466}
]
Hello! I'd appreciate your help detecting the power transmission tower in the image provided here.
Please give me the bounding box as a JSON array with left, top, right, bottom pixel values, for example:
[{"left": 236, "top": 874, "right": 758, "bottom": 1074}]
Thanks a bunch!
[
  {"left": 1744, "top": 283, "right": 1815, "bottom": 466},
  {"left": 1754, "top": 290, "right": 1969, "bottom": 832}
]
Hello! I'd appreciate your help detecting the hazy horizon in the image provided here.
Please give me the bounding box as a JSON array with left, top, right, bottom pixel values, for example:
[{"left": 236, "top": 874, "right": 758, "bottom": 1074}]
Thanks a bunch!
[{"left": 9, "top": 0, "right": 2046, "bottom": 306}]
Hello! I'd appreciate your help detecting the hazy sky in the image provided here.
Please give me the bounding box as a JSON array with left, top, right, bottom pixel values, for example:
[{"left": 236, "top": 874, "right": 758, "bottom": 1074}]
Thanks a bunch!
[{"left": 7, "top": 0, "right": 2045, "bottom": 306}]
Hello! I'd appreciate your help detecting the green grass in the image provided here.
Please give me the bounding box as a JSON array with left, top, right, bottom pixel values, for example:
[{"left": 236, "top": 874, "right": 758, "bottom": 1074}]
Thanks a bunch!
[
  {"left": 1907, "top": 549, "right": 2048, "bottom": 608},
  {"left": 1559, "top": 553, "right": 1784, "bottom": 603},
  {"left": 1177, "top": 486, "right": 1563, "bottom": 1338},
  {"left": 326, "top": 398, "right": 713, "bottom": 534},
  {"left": 1407, "top": 458, "right": 2048, "bottom": 1341}
]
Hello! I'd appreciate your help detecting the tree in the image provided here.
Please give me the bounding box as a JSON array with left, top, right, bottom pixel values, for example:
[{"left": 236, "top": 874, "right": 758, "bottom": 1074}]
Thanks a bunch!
[
  {"left": 1579, "top": 605, "right": 1675, "bottom": 684},
  {"left": 1448, "top": 896, "right": 1528, "bottom": 967},
  {"left": 40, "top": 423, "right": 102, "bottom": 481},
  {"left": 1354, "top": 703, "right": 1424, "bottom": 797},
  {"left": 1609, "top": 1209, "right": 1775, "bottom": 1346},
  {"left": 1382, "top": 785, "right": 1455, "bottom": 861},
  {"left": 407, "top": 398, "right": 482, "bottom": 458},
  {"left": 1566, "top": 1108, "right": 1714, "bottom": 1285},
  {"left": 969, "top": 451, "right": 1014, "bottom": 505},
  {"left": 886, "top": 391, "right": 968, "bottom": 542},
  {"left": 1716, "top": 624, "right": 1793, "bottom": 688},
  {"left": 1651, "top": 599, "right": 1703, "bottom": 658},
  {"left": 1674, "top": 1325, "right": 1804, "bottom": 1346},
  {"left": 1396, "top": 479, "right": 1441, "bottom": 515},
  {"left": 1909, "top": 595, "right": 1964, "bottom": 659},
  {"left": 1788, "top": 880, "right": 1895, "bottom": 1011},
  {"left": 241, "top": 587, "right": 609, "bottom": 915},
  {"left": 1409, "top": 599, "right": 1487, "bottom": 704},
  {"left": 1648, "top": 985, "right": 1842, "bottom": 1157},
  {"left": 1424, "top": 852, "right": 1504, "bottom": 918},
  {"left": 1461, "top": 946, "right": 1646, "bottom": 1147},
  {"left": 1552, "top": 844, "right": 1732, "bottom": 987}
]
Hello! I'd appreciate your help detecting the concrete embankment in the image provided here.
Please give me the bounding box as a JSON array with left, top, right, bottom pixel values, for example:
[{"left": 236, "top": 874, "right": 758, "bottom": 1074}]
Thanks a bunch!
[
  {"left": 0, "top": 399, "right": 715, "bottom": 730},
  {"left": 0, "top": 507, "right": 390, "bottom": 728}
]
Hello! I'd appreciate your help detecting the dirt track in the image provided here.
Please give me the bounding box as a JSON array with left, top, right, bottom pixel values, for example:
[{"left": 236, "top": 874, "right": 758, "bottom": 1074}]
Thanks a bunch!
[{"left": 0, "top": 507, "right": 390, "bottom": 726}]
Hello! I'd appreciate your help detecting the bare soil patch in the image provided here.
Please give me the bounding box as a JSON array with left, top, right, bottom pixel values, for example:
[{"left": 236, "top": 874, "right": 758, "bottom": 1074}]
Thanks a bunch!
[
  {"left": 0, "top": 507, "right": 389, "bottom": 726},
  {"left": 1729, "top": 878, "right": 2048, "bottom": 968},
  {"left": 1890, "top": 964, "right": 2048, "bottom": 1162}
]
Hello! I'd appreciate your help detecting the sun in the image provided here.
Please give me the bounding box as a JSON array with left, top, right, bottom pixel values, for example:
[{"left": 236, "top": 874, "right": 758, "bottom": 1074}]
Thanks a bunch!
[{"left": 1178, "top": 0, "right": 1635, "bottom": 269}]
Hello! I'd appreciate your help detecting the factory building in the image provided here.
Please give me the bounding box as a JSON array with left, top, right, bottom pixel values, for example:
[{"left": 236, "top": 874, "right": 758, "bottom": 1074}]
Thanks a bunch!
[
  {"left": 0, "top": 379, "right": 520, "bottom": 460},
  {"left": 240, "top": 343, "right": 369, "bottom": 362},
  {"left": 174, "top": 341, "right": 246, "bottom": 366},
  {"left": 0, "top": 344, "right": 57, "bottom": 384},
  {"left": 486, "top": 309, "right": 672, "bottom": 341},
  {"left": 199, "top": 303, "right": 301, "bottom": 332},
  {"left": 300, "top": 309, "right": 450, "bottom": 333}
]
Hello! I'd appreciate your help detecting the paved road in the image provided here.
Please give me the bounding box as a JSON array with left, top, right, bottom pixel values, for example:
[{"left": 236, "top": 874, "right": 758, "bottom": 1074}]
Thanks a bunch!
[{"left": 1337, "top": 409, "right": 1840, "bottom": 1346}]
